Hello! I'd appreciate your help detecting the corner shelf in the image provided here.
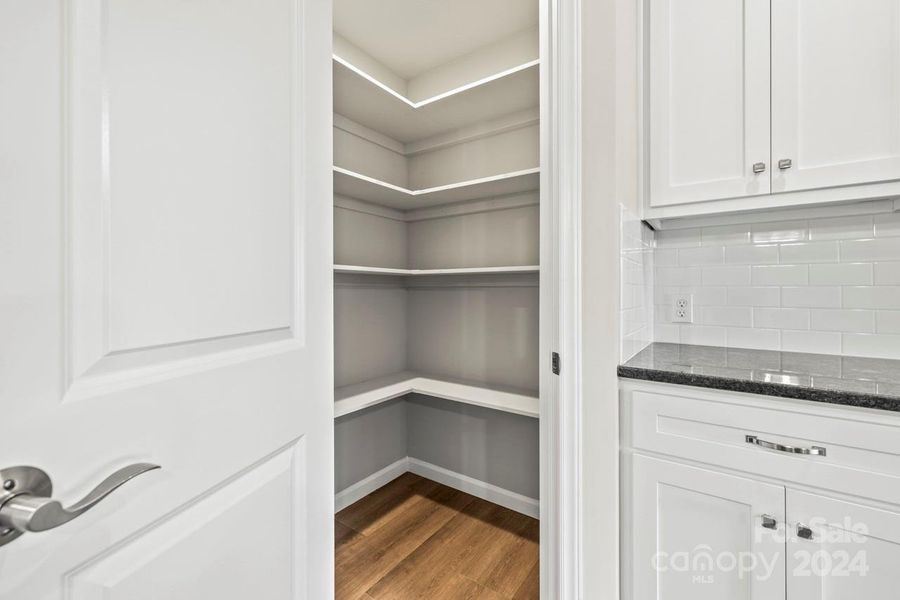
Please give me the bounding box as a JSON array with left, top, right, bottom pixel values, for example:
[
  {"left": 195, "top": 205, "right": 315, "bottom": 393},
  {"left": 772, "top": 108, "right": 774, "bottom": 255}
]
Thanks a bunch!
[
  {"left": 333, "top": 166, "right": 540, "bottom": 210},
  {"left": 334, "top": 264, "right": 539, "bottom": 276},
  {"left": 334, "top": 372, "right": 539, "bottom": 419},
  {"left": 333, "top": 56, "right": 540, "bottom": 143}
]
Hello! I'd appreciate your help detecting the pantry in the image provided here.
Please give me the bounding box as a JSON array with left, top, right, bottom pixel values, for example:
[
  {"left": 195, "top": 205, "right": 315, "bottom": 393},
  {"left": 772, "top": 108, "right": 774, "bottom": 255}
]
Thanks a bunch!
[{"left": 331, "top": 0, "right": 542, "bottom": 592}]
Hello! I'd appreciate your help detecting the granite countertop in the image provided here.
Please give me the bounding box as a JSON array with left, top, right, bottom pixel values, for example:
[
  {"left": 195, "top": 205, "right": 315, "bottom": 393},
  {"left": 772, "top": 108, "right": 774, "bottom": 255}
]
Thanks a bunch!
[{"left": 618, "top": 342, "right": 900, "bottom": 412}]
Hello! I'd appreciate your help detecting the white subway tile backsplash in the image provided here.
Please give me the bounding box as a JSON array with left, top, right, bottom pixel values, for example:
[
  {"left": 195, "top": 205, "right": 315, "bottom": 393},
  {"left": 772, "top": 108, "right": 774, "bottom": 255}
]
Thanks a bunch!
[
  {"left": 781, "top": 286, "right": 842, "bottom": 308},
  {"left": 809, "top": 263, "right": 873, "bottom": 285},
  {"left": 724, "top": 244, "right": 779, "bottom": 265},
  {"left": 809, "top": 215, "right": 875, "bottom": 240},
  {"left": 751, "top": 264, "right": 809, "bottom": 286},
  {"left": 726, "top": 327, "right": 781, "bottom": 351},
  {"left": 678, "top": 246, "right": 725, "bottom": 266},
  {"left": 656, "top": 266, "right": 702, "bottom": 286},
  {"left": 655, "top": 323, "right": 680, "bottom": 343},
  {"left": 781, "top": 330, "right": 843, "bottom": 354},
  {"left": 655, "top": 285, "right": 680, "bottom": 305},
  {"left": 810, "top": 309, "right": 876, "bottom": 333},
  {"left": 840, "top": 238, "right": 900, "bottom": 261},
  {"left": 874, "top": 213, "right": 900, "bottom": 238},
  {"left": 655, "top": 248, "right": 679, "bottom": 267},
  {"left": 778, "top": 242, "right": 840, "bottom": 264},
  {"left": 620, "top": 209, "right": 654, "bottom": 361},
  {"left": 843, "top": 286, "right": 900, "bottom": 309},
  {"left": 691, "top": 287, "right": 728, "bottom": 306},
  {"left": 656, "top": 228, "right": 701, "bottom": 248},
  {"left": 751, "top": 220, "right": 808, "bottom": 243},
  {"left": 645, "top": 211, "right": 900, "bottom": 359},
  {"left": 702, "top": 266, "right": 751, "bottom": 286},
  {"left": 700, "top": 306, "right": 753, "bottom": 327},
  {"left": 874, "top": 262, "right": 900, "bottom": 284},
  {"left": 754, "top": 307, "right": 810, "bottom": 330},
  {"left": 876, "top": 311, "right": 900, "bottom": 334},
  {"left": 702, "top": 225, "right": 751, "bottom": 246},
  {"left": 843, "top": 333, "right": 900, "bottom": 359},
  {"left": 680, "top": 325, "right": 727, "bottom": 346},
  {"left": 726, "top": 286, "right": 780, "bottom": 307}
]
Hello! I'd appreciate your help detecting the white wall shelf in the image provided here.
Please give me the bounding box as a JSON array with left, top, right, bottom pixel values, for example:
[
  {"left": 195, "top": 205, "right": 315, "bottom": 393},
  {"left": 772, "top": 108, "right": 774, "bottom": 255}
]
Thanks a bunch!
[
  {"left": 333, "top": 166, "right": 540, "bottom": 210},
  {"left": 334, "top": 371, "right": 539, "bottom": 419},
  {"left": 334, "top": 264, "right": 539, "bottom": 276},
  {"left": 334, "top": 57, "right": 539, "bottom": 144}
]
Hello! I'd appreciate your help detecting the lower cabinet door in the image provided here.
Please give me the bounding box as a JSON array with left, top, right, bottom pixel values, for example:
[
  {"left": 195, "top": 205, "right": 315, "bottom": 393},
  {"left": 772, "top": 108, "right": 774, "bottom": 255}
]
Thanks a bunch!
[
  {"left": 631, "top": 455, "right": 786, "bottom": 600},
  {"left": 787, "top": 490, "right": 900, "bottom": 599}
]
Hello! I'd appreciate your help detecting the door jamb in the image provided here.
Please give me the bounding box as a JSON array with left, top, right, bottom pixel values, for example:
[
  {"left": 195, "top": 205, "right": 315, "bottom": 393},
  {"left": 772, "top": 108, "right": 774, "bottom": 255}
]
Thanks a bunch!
[{"left": 539, "top": 0, "right": 583, "bottom": 597}]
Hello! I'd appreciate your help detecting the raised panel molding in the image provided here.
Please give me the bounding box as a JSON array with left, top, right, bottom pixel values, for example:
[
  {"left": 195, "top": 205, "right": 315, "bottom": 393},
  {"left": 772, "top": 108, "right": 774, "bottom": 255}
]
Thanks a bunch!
[
  {"left": 63, "top": 0, "right": 304, "bottom": 401},
  {"left": 67, "top": 443, "right": 305, "bottom": 600}
]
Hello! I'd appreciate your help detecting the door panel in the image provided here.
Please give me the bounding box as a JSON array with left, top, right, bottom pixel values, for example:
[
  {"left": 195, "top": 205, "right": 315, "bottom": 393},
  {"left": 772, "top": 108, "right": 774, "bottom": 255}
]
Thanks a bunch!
[
  {"left": 631, "top": 455, "right": 785, "bottom": 600},
  {"left": 649, "top": 0, "right": 770, "bottom": 207},
  {"left": 772, "top": 0, "right": 900, "bottom": 192},
  {"left": 101, "top": 0, "right": 293, "bottom": 351},
  {"left": 788, "top": 490, "right": 900, "bottom": 599},
  {"left": 0, "top": 0, "right": 332, "bottom": 598},
  {"left": 69, "top": 447, "right": 300, "bottom": 599}
]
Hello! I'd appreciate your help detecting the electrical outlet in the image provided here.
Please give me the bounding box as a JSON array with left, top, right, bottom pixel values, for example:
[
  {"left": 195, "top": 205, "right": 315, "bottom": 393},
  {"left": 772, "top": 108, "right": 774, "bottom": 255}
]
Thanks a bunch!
[{"left": 671, "top": 295, "right": 694, "bottom": 323}]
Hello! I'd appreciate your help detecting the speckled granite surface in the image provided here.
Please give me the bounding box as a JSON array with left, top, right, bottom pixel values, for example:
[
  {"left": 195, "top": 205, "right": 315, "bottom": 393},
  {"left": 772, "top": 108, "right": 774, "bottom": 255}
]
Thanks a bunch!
[{"left": 618, "top": 342, "right": 900, "bottom": 412}]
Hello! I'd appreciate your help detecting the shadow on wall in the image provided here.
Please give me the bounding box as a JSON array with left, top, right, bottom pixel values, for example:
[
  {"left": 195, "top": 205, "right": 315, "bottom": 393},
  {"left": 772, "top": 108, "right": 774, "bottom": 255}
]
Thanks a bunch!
[{"left": 406, "top": 393, "right": 540, "bottom": 501}]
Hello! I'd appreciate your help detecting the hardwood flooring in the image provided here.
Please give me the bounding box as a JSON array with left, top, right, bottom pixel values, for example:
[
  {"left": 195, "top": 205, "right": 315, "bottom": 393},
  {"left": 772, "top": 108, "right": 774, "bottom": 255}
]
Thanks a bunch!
[{"left": 335, "top": 473, "right": 539, "bottom": 600}]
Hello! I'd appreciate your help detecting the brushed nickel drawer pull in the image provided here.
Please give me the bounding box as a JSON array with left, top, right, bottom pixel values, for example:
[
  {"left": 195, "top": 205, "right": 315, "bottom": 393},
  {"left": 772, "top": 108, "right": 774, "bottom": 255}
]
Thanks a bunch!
[{"left": 745, "top": 435, "right": 826, "bottom": 456}]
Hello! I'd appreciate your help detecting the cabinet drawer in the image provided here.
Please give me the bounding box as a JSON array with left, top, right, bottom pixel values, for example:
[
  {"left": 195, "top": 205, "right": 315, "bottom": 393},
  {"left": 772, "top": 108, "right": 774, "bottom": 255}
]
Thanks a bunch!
[{"left": 626, "top": 386, "right": 900, "bottom": 503}]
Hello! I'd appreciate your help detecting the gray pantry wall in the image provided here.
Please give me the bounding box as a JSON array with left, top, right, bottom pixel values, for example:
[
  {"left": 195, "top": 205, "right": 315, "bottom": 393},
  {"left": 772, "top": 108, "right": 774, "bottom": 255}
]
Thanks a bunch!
[{"left": 334, "top": 394, "right": 540, "bottom": 500}]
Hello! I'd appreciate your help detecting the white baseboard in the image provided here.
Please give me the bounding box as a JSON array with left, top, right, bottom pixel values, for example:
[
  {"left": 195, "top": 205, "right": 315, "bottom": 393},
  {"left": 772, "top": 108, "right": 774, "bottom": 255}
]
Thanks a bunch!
[
  {"left": 407, "top": 458, "right": 540, "bottom": 519},
  {"left": 334, "top": 457, "right": 409, "bottom": 513},
  {"left": 334, "top": 457, "right": 540, "bottom": 519}
]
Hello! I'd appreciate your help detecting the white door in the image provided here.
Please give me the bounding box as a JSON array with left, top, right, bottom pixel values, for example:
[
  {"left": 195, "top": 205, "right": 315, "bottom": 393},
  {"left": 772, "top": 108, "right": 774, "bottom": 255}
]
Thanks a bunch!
[
  {"left": 772, "top": 0, "right": 900, "bottom": 193},
  {"left": 630, "top": 455, "right": 785, "bottom": 600},
  {"left": 0, "top": 0, "right": 333, "bottom": 598},
  {"left": 648, "top": 0, "right": 770, "bottom": 207},
  {"left": 787, "top": 490, "right": 900, "bottom": 599}
]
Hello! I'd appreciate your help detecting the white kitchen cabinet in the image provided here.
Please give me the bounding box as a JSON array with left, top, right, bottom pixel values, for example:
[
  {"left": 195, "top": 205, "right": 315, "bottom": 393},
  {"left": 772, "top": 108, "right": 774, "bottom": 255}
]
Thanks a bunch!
[
  {"left": 646, "top": 0, "right": 900, "bottom": 218},
  {"left": 631, "top": 454, "right": 786, "bottom": 600},
  {"left": 772, "top": 0, "right": 900, "bottom": 194},
  {"left": 648, "top": 0, "right": 771, "bottom": 207},
  {"left": 622, "top": 380, "right": 900, "bottom": 599},
  {"left": 787, "top": 490, "right": 900, "bottom": 599}
]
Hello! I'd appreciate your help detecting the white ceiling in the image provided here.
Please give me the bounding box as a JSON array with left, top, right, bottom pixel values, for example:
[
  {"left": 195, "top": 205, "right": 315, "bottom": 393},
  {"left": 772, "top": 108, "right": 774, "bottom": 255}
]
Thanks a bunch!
[{"left": 334, "top": 0, "right": 538, "bottom": 79}]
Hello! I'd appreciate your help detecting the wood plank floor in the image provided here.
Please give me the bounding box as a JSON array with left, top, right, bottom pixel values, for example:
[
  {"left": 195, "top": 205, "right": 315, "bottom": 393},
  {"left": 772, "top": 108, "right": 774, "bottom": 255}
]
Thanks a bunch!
[{"left": 335, "top": 473, "right": 539, "bottom": 600}]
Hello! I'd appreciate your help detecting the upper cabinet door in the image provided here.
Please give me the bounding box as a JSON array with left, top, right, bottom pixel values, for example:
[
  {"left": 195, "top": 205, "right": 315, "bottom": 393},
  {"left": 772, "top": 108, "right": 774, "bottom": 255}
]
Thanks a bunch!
[
  {"left": 772, "top": 0, "right": 900, "bottom": 193},
  {"left": 648, "top": 0, "right": 771, "bottom": 208}
]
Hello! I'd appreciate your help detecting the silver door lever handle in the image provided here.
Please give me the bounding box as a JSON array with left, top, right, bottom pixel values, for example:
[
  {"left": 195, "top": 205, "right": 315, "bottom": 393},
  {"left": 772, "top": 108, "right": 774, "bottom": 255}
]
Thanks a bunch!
[{"left": 0, "top": 463, "right": 159, "bottom": 547}]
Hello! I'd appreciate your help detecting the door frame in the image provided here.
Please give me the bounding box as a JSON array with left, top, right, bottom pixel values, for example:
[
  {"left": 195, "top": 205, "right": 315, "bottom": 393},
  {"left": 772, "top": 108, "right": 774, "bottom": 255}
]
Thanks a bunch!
[
  {"left": 538, "top": 0, "right": 579, "bottom": 594},
  {"left": 540, "top": 0, "right": 629, "bottom": 597}
]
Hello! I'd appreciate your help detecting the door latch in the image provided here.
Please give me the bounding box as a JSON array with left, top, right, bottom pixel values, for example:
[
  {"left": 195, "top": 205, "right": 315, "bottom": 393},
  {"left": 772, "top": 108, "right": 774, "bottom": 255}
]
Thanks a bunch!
[{"left": 551, "top": 352, "right": 560, "bottom": 375}]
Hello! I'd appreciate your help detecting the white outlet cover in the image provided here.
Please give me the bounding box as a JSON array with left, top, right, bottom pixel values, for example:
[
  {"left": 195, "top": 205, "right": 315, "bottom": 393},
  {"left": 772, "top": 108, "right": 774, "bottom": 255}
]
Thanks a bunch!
[{"left": 671, "top": 294, "right": 694, "bottom": 323}]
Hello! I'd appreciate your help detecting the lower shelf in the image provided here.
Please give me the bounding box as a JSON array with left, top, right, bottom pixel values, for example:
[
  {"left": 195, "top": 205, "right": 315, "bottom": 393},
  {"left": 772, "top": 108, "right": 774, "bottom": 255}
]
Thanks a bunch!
[
  {"left": 334, "top": 264, "right": 539, "bottom": 276},
  {"left": 334, "top": 371, "right": 539, "bottom": 419}
]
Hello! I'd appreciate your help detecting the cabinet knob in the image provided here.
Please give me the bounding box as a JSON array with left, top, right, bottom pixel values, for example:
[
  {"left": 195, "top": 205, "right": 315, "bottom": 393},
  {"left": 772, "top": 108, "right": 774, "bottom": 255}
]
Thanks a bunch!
[
  {"left": 761, "top": 514, "right": 778, "bottom": 530},
  {"left": 752, "top": 162, "right": 767, "bottom": 174},
  {"left": 797, "top": 524, "right": 814, "bottom": 540},
  {"left": 778, "top": 158, "right": 793, "bottom": 170}
]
